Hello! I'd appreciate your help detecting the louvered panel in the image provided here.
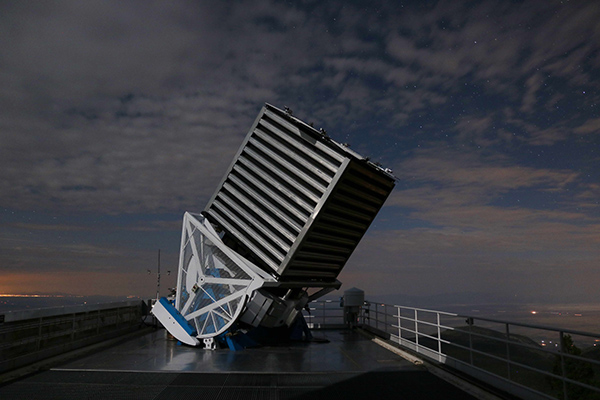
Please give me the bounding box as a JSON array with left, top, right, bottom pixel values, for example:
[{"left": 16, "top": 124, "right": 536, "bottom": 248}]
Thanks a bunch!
[
  {"left": 204, "top": 104, "right": 395, "bottom": 280},
  {"left": 305, "top": 232, "right": 357, "bottom": 247},
  {"left": 207, "top": 211, "right": 280, "bottom": 272},
  {"left": 262, "top": 109, "right": 346, "bottom": 164},
  {"left": 235, "top": 157, "right": 315, "bottom": 216},
  {"left": 300, "top": 240, "right": 354, "bottom": 255},
  {"left": 318, "top": 214, "right": 370, "bottom": 231},
  {"left": 288, "top": 260, "right": 341, "bottom": 271},
  {"left": 242, "top": 146, "right": 321, "bottom": 204},
  {"left": 329, "top": 192, "right": 380, "bottom": 215},
  {"left": 336, "top": 182, "right": 386, "bottom": 208},
  {"left": 327, "top": 203, "right": 374, "bottom": 224},
  {"left": 291, "top": 251, "right": 347, "bottom": 263},
  {"left": 247, "top": 137, "right": 327, "bottom": 195},
  {"left": 283, "top": 264, "right": 340, "bottom": 279},
  {"left": 257, "top": 119, "right": 340, "bottom": 177},
  {"left": 214, "top": 194, "right": 287, "bottom": 260},
  {"left": 224, "top": 177, "right": 299, "bottom": 243},
  {"left": 343, "top": 168, "right": 392, "bottom": 198},
  {"left": 310, "top": 221, "right": 364, "bottom": 240},
  {"left": 220, "top": 183, "right": 294, "bottom": 252},
  {"left": 210, "top": 201, "right": 283, "bottom": 267},
  {"left": 253, "top": 126, "right": 336, "bottom": 185}
]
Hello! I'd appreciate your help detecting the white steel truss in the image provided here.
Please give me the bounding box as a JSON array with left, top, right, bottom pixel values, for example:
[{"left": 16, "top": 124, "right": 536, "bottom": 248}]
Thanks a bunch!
[{"left": 175, "top": 212, "right": 275, "bottom": 338}]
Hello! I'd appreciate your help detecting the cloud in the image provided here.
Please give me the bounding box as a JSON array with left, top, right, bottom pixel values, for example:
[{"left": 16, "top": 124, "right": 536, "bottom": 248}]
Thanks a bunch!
[
  {"left": 575, "top": 117, "right": 600, "bottom": 135},
  {"left": 342, "top": 224, "right": 600, "bottom": 301},
  {"left": 0, "top": 1, "right": 322, "bottom": 213},
  {"left": 521, "top": 73, "right": 544, "bottom": 113},
  {"left": 394, "top": 149, "right": 578, "bottom": 194},
  {"left": 1, "top": 1, "right": 599, "bottom": 303},
  {"left": 346, "top": 144, "right": 599, "bottom": 300},
  {"left": 2, "top": 0, "right": 598, "bottom": 216}
]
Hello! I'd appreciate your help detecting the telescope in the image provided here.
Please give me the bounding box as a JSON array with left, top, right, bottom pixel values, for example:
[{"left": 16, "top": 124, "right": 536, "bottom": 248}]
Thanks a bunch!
[{"left": 152, "top": 104, "right": 395, "bottom": 348}]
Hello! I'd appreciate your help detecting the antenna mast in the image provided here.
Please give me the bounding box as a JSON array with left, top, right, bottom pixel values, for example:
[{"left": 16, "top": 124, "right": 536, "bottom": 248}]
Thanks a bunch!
[{"left": 156, "top": 249, "right": 161, "bottom": 300}]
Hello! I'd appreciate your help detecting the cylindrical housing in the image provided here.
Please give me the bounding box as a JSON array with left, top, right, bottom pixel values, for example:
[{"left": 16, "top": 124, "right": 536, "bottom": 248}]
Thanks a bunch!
[{"left": 343, "top": 287, "right": 364, "bottom": 307}]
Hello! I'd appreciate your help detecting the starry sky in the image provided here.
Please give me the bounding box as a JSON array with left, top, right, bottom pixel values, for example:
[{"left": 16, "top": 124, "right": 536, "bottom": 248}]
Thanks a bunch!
[{"left": 1, "top": 0, "right": 599, "bottom": 305}]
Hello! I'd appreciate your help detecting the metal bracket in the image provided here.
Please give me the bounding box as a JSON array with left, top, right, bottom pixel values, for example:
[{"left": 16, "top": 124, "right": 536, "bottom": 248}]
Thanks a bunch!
[{"left": 203, "top": 338, "right": 216, "bottom": 350}]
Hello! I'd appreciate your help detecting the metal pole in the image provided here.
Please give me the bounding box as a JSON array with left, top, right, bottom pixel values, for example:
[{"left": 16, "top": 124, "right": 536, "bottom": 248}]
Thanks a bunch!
[
  {"left": 505, "top": 323, "right": 511, "bottom": 380},
  {"left": 468, "top": 320, "right": 474, "bottom": 365},
  {"left": 384, "top": 304, "right": 388, "bottom": 334},
  {"left": 397, "top": 306, "right": 402, "bottom": 346},
  {"left": 37, "top": 317, "right": 42, "bottom": 350},
  {"left": 414, "top": 309, "right": 419, "bottom": 352},
  {"left": 156, "top": 249, "right": 161, "bottom": 300},
  {"left": 437, "top": 312, "right": 442, "bottom": 362},
  {"left": 71, "top": 313, "right": 76, "bottom": 342},
  {"left": 560, "top": 331, "right": 568, "bottom": 400}
]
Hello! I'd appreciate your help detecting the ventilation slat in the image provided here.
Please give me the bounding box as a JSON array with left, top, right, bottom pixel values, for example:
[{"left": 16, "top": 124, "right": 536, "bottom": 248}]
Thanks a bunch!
[
  {"left": 211, "top": 201, "right": 283, "bottom": 264},
  {"left": 225, "top": 177, "right": 299, "bottom": 241},
  {"left": 236, "top": 156, "right": 315, "bottom": 215},
  {"left": 248, "top": 138, "right": 327, "bottom": 195},
  {"left": 258, "top": 119, "right": 340, "bottom": 176},
  {"left": 204, "top": 104, "right": 395, "bottom": 278},
  {"left": 207, "top": 208, "right": 280, "bottom": 272},
  {"left": 215, "top": 194, "right": 287, "bottom": 257},
  {"left": 263, "top": 109, "right": 345, "bottom": 163},
  {"left": 243, "top": 146, "right": 322, "bottom": 204},
  {"left": 221, "top": 182, "right": 294, "bottom": 248},
  {"left": 254, "top": 126, "right": 335, "bottom": 184}
]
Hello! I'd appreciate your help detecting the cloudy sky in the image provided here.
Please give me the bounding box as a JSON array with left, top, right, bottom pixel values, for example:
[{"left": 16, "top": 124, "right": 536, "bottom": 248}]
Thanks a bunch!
[{"left": 1, "top": 0, "right": 599, "bottom": 305}]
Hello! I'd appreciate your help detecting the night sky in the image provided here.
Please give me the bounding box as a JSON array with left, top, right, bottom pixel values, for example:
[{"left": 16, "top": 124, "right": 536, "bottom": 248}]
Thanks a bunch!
[{"left": 1, "top": 1, "right": 599, "bottom": 305}]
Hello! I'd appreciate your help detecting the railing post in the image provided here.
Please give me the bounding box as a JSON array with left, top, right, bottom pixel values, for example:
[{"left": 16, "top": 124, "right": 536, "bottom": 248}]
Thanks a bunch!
[
  {"left": 37, "top": 317, "right": 42, "bottom": 350},
  {"left": 375, "top": 303, "right": 379, "bottom": 330},
  {"left": 397, "top": 306, "right": 402, "bottom": 346},
  {"left": 360, "top": 303, "right": 364, "bottom": 326},
  {"left": 560, "top": 331, "right": 568, "bottom": 400},
  {"left": 468, "top": 320, "right": 474, "bottom": 365},
  {"left": 414, "top": 309, "right": 419, "bottom": 352},
  {"left": 71, "top": 313, "right": 76, "bottom": 342},
  {"left": 505, "top": 323, "right": 511, "bottom": 381},
  {"left": 437, "top": 312, "right": 442, "bottom": 362},
  {"left": 384, "top": 305, "right": 388, "bottom": 334}
]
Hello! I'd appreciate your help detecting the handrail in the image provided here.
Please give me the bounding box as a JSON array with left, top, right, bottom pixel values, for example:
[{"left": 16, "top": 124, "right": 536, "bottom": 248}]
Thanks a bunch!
[{"left": 361, "top": 301, "right": 600, "bottom": 400}]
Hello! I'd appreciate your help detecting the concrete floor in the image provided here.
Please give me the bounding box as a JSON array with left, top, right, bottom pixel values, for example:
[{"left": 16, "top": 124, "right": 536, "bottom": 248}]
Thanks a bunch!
[{"left": 0, "top": 328, "right": 478, "bottom": 399}]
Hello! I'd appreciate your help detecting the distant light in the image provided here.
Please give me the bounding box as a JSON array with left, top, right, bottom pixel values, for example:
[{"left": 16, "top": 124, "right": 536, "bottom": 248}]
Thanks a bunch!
[{"left": 531, "top": 311, "right": 537, "bottom": 314}]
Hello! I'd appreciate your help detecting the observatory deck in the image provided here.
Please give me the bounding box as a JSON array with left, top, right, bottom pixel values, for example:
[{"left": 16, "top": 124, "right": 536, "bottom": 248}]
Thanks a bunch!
[{"left": 0, "top": 328, "right": 477, "bottom": 399}]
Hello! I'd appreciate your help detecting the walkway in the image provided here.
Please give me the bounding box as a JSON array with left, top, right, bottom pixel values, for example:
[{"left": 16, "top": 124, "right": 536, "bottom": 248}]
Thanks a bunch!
[{"left": 0, "top": 329, "right": 477, "bottom": 399}]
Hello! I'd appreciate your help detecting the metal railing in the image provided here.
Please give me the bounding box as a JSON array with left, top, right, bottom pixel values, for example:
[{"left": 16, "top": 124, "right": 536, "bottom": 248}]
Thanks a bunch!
[
  {"left": 361, "top": 302, "right": 600, "bottom": 400},
  {"left": 0, "top": 300, "right": 147, "bottom": 374},
  {"left": 303, "top": 299, "right": 345, "bottom": 329}
]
